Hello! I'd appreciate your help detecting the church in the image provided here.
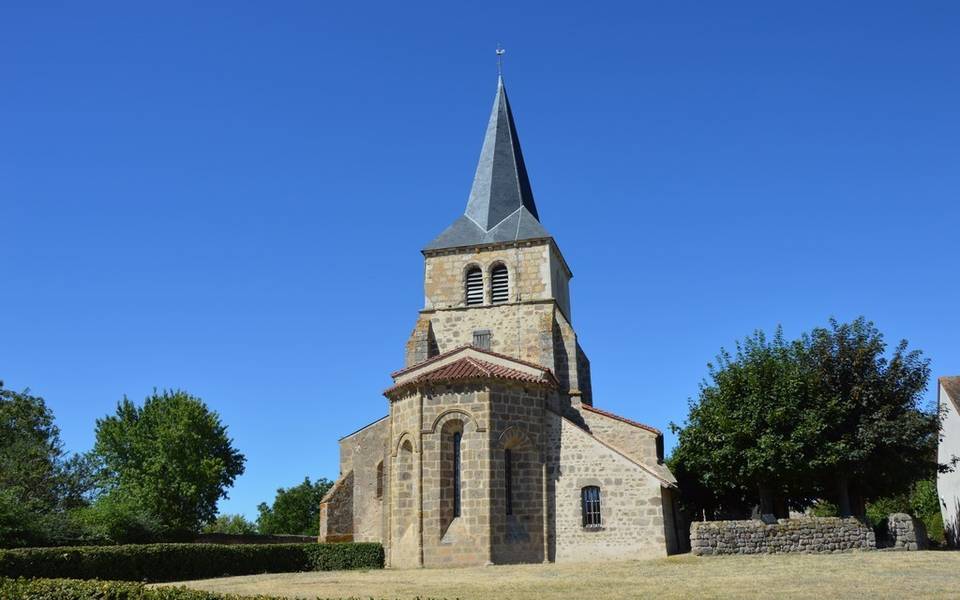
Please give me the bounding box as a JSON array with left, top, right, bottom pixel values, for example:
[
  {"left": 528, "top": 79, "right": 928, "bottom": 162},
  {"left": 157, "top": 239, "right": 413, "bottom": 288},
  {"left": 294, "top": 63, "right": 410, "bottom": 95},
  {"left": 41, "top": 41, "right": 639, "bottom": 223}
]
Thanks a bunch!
[{"left": 319, "top": 75, "right": 680, "bottom": 567}]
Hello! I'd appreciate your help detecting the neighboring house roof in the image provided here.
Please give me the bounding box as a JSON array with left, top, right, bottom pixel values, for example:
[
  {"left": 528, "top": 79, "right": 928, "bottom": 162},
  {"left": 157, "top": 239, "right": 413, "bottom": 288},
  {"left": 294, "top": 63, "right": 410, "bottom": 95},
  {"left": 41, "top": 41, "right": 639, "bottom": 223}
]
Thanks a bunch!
[
  {"left": 942, "top": 376, "right": 960, "bottom": 412},
  {"left": 582, "top": 404, "right": 662, "bottom": 436},
  {"left": 424, "top": 77, "right": 552, "bottom": 252},
  {"left": 385, "top": 352, "right": 557, "bottom": 398}
]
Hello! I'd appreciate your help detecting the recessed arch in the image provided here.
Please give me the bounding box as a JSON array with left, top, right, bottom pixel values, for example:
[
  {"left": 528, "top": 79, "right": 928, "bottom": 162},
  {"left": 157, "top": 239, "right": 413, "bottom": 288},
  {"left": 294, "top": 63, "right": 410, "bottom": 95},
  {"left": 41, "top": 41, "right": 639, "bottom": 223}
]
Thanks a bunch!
[
  {"left": 498, "top": 425, "right": 534, "bottom": 450},
  {"left": 429, "top": 408, "right": 485, "bottom": 434},
  {"left": 392, "top": 430, "right": 419, "bottom": 456}
]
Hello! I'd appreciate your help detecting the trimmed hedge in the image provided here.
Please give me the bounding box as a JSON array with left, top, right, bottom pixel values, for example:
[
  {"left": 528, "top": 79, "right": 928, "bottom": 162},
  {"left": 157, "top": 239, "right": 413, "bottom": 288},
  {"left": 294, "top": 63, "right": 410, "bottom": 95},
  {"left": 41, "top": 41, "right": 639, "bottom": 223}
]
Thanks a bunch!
[
  {"left": 0, "top": 578, "right": 449, "bottom": 600},
  {"left": 0, "top": 578, "right": 272, "bottom": 599},
  {"left": 0, "top": 577, "right": 437, "bottom": 599},
  {"left": 0, "top": 542, "right": 383, "bottom": 582}
]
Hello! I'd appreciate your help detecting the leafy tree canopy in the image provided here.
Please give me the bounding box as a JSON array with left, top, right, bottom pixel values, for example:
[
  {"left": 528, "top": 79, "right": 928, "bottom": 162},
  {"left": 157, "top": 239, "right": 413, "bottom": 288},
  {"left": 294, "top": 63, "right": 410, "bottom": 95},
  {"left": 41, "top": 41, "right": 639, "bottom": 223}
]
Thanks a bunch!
[
  {"left": 670, "top": 317, "right": 935, "bottom": 519},
  {"left": 203, "top": 513, "right": 258, "bottom": 535},
  {"left": 256, "top": 477, "right": 332, "bottom": 536},
  {"left": 802, "top": 318, "right": 934, "bottom": 514},
  {"left": 0, "top": 383, "right": 93, "bottom": 547},
  {"left": 89, "top": 390, "right": 245, "bottom": 536}
]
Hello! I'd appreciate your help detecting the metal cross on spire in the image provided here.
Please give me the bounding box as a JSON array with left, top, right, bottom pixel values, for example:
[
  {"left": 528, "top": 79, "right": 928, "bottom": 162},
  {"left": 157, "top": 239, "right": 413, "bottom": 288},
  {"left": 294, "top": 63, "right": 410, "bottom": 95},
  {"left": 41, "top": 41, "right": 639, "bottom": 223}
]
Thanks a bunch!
[{"left": 496, "top": 44, "right": 505, "bottom": 76}]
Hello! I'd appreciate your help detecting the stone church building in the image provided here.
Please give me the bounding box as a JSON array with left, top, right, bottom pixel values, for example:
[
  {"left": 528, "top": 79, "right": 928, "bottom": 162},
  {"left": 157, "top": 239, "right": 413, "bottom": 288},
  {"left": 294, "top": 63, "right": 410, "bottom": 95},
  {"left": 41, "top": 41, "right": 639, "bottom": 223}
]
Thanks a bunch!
[{"left": 319, "top": 76, "right": 680, "bottom": 567}]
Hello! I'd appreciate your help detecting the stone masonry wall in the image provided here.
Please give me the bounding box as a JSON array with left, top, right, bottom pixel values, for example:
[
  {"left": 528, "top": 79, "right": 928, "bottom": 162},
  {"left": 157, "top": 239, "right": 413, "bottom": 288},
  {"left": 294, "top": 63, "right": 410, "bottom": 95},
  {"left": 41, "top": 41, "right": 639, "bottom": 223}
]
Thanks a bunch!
[
  {"left": 690, "top": 518, "right": 875, "bottom": 555},
  {"left": 547, "top": 412, "right": 669, "bottom": 562},
  {"left": 423, "top": 242, "right": 560, "bottom": 310},
  {"left": 339, "top": 417, "right": 389, "bottom": 543},
  {"left": 882, "top": 513, "right": 928, "bottom": 550},
  {"left": 489, "top": 384, "right": 547, "bottom": 564},
  {"left": 387, "top": 392, "right": 421, "bottom": 568},
  {"left": 419, "top": 385, "right": 493, "bottom": 568},
  {"left": 318, "top": 471, "right": 354, "bottom": 543},
  {"left": 580, "top": 408, "right": 660, "bottom": 466},
  {"left": 424, "top": 301, "right": 554, "bottom": 364}
]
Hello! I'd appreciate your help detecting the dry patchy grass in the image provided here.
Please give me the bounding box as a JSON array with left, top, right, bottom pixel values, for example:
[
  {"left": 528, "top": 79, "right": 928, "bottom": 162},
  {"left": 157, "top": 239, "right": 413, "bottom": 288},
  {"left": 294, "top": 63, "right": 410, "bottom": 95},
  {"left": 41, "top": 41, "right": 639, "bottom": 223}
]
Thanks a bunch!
[{"left": 165, "top": 551, "right": 960, "bottom": 599}]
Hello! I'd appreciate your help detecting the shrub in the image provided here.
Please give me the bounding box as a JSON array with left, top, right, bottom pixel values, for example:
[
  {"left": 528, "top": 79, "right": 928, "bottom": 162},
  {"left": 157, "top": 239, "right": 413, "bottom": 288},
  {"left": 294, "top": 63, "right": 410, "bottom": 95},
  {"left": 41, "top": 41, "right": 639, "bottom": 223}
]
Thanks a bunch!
[
  {"left": 0, "top": 542, "right": 383, "bottom": 582},
  {"left": 0, "top": 577, "right": 288, "bottom": 599},
  {"left": 865, "top": 478, "right": 945, "bottom": 546},
  {"left": 0, "top": 578, "right": 437, "bottom": 600},
  {"left": 305, "top": 542, "right": 384, "bottom": 571}
]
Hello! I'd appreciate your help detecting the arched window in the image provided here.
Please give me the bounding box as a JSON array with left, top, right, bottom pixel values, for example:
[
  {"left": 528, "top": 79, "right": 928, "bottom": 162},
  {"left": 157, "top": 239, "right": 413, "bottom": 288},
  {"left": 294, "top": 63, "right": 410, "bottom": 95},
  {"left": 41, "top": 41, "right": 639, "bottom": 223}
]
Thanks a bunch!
[
  {"left": 453, "top": 431, "right": 463, "bottom": 517},
  {"left": 375, "top": 461, "right": 384, "bottom": 499},
  {"left": 491, "top": 263, "right": 509, "bottom": 304},
  {"left": 465, "top": 266, "right": 483, "bottom": 306},
  {"left": 581, "top": 486, "right": 602, "bottom": 528},
  {"left": 505, "top": 448, "right": 514, "bottom": 515}
]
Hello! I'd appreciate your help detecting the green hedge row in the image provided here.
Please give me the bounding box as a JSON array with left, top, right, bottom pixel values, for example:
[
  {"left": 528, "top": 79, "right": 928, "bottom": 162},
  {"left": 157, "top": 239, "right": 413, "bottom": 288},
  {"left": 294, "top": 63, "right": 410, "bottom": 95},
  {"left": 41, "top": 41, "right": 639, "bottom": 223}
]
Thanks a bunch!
[
  {"left": 0, "top": 542, "right": 384, "bottom": 582},
  {"left": 0, "top": 577, "right": 438, "bottom": 600},
  {"left": 0, "top": 578, "right": 271, "bottom": 599}
]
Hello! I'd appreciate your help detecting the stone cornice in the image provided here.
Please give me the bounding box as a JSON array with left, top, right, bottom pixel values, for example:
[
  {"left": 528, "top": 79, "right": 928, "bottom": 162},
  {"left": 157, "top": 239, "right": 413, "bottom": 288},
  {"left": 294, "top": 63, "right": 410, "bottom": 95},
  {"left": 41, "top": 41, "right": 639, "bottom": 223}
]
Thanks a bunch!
[{"left": 419, "top": 297, "right": 556, "bottom": 315}]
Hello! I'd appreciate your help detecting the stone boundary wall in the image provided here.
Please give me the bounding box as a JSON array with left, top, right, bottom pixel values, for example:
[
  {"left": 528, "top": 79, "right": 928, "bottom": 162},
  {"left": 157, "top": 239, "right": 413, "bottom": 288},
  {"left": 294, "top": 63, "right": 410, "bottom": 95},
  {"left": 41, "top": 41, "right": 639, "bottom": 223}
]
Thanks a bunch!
[
  {"left": 882, "top": 513, "right": 928, "bottom": 550},
  {"left": 193, "top": 533, "right": 317, "bottom": 545},
  {"left": 691, "top": 517, "right": 875, "bottom": 555}
]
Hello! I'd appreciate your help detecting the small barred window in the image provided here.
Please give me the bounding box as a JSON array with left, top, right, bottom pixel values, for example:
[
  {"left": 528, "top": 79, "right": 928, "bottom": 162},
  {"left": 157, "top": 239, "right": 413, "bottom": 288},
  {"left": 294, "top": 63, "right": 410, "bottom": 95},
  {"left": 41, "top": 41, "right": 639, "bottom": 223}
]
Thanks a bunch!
[
  {"left": 581, "top": 486, "right": 602, "bottom": 528},
  {"left": 472, "top": 329, "right": 491, "bottom": 350},
  {"left": 491, "top": 264, "right": 509, "bottom": 304},
  {"left": 465, "top": 266, "right": 483, "bottom": 306}
]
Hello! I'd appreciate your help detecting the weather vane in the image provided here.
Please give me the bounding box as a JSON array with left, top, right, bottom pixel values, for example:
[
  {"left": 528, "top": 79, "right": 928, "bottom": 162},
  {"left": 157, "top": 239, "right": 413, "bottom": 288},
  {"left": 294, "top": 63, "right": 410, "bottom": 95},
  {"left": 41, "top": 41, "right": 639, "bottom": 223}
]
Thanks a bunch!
[{"left": 496, "top": 44, "right": 505, "bottom": 76}]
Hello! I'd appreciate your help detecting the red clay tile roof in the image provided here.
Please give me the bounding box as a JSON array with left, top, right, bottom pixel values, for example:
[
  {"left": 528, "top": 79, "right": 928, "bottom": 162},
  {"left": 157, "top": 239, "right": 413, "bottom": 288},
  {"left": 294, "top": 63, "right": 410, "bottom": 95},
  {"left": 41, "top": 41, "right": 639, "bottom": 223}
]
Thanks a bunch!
[
  {"left": 583, "top": 404, "right": 662, "bottom": 436},
  {"left": 391, "top": 344, "right": 549, "bottom": 378},
  {"left": 385, "top": 356, "right": 556, "bottom": 397}
]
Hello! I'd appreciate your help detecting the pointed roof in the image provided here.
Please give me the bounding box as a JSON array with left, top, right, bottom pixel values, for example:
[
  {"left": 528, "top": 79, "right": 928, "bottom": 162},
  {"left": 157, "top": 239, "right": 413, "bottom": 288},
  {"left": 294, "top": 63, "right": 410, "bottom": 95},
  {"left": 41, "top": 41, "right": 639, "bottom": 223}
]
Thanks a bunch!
[
  {"left": 941, "top": 376, "right": 960, "bottom": 412},
  {"left": 384, "top": 345, "right": 557, "bottom": 398},
  {"left": 425, "top": 77, "right": 551, "bottom": 252}
]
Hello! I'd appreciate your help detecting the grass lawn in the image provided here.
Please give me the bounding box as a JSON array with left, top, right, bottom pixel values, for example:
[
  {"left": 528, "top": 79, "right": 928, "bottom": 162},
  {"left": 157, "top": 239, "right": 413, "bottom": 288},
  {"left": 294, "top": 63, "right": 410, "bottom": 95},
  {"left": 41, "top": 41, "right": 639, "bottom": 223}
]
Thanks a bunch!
[{"left": 164, "top": 551, "right": 960, "bottom": 599}]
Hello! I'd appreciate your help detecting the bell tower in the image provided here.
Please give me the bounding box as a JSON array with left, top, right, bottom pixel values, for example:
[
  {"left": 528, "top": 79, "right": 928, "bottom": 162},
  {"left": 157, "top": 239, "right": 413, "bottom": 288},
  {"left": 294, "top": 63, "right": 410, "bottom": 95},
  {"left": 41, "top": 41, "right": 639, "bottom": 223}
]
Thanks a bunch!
[{"left": 405, "top": 76, "right": 591, "bottom": 406}]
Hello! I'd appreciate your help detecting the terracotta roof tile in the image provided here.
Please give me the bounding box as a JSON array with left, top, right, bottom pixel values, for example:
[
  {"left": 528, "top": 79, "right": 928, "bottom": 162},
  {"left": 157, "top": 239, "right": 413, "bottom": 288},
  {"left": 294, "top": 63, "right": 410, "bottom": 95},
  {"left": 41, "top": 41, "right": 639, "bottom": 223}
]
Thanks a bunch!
[
  {"left": 385, "top": 356, "right": 556, "bottom": 397},
  {"left": 583, "top": 404, "right": 662, "bottom": 436},
  {"left": 391, "top": 344, "right": 549, "bottom": 378}
]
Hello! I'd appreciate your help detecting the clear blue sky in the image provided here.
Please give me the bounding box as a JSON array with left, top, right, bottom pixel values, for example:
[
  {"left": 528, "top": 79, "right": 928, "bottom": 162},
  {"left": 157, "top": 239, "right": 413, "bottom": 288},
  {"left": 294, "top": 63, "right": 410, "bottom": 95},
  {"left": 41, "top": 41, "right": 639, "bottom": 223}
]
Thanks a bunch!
[{"left": 2, "top": 2, "right": 957, "bottom": 520}]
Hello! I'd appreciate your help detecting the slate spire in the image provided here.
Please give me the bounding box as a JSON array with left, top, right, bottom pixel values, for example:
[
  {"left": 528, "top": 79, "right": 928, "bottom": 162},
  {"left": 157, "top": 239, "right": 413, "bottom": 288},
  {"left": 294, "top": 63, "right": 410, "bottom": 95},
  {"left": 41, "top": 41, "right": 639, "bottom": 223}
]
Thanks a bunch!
[
  {"left": 465, "top": 76, "right": 540, "bottom": 229},
  {"left": 424, "top": 77, "right": 551, "bottom": 251}
]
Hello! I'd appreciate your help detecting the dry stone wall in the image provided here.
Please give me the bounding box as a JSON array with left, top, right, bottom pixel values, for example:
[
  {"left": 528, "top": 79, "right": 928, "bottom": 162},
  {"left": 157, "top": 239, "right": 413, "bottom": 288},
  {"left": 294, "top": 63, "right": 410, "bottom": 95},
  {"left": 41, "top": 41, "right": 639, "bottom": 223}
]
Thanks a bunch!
[
  {"left": 882, "top": 513, "right": 928, "bottom": 550},
  {"left": 690, "top": 517, "right": 875, "bottom": 555}
]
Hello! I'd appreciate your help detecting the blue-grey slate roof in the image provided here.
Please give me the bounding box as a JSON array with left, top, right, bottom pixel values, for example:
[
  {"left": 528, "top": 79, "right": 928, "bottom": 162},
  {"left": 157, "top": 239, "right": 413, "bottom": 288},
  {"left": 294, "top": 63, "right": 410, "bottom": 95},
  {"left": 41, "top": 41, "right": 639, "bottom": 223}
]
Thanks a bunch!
[{"left": 424, "top": 77, "right": 551, "bottom": 252}]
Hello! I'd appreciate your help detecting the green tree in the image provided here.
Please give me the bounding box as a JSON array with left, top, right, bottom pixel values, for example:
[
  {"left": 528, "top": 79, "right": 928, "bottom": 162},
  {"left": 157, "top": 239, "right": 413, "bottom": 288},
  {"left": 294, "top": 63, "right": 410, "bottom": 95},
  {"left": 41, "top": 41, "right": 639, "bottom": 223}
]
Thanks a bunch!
[
  {"left": 256, "top": 477, "right": 332, "bottom": 535},
  {"left": 89, "top": 390, "right": 245, "bottom": 537},
  {"left": 203, "top": 513, "right": 258, "bottom": 535},
  {"left": 670, "top": 318, "right": 936, "bottom": 520},
  {"left": 669, "top": 329, "right": 820, "bottom": 518},
  {"left": 803, "top": 318, "right": 934, "bottom": 516},
  {"left": 0, "top": 382, "right": 93, "bottom": 547}
]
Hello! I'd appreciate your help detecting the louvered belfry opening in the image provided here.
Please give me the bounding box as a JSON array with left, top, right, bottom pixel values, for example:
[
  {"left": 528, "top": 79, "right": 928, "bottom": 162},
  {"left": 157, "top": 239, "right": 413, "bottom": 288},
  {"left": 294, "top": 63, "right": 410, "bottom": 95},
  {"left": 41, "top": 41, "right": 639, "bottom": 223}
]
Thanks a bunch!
[
  {"left": 491, "top": 264, "right": 509, "bottom": 304},
  {"left": 465, "top": 266, "right": 483, "bottom": 306}
]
